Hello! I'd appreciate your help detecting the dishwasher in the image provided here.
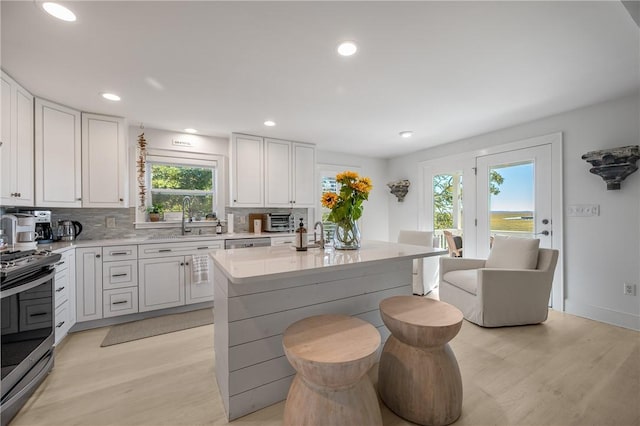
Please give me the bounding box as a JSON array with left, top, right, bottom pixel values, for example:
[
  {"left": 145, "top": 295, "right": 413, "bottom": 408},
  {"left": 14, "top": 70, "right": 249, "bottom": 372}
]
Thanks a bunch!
[{"left": 224, "top": 237, "right": 271, "bottom": 249}]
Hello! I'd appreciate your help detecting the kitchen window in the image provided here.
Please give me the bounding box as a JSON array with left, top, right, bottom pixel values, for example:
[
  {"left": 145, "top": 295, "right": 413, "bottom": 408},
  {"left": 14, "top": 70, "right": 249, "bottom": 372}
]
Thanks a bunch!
[{"left": 145, "top": 153, "right": 219, "bottom": 221}]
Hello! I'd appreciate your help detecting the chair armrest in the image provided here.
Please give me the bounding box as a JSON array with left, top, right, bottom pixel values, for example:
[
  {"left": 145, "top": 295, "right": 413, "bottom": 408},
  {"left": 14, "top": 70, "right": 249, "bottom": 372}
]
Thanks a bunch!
[
  {"left": 477, "top": 268, "right": 552, "bottom": 306},
  {"left": 439, "top": 257, "right": 486, "bottom": 281}
]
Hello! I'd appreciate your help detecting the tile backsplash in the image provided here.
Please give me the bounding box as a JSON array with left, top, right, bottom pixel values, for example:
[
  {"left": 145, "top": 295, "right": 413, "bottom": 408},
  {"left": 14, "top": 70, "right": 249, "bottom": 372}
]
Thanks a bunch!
[{"left": 1, "top": 206, "right": 311, "bottom": 241}]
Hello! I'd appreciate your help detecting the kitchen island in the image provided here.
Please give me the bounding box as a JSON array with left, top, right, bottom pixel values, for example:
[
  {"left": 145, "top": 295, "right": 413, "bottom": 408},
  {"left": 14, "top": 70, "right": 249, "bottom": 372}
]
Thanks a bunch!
[{"left": 210, "top": 240, "right": 446, "bottom": 420}]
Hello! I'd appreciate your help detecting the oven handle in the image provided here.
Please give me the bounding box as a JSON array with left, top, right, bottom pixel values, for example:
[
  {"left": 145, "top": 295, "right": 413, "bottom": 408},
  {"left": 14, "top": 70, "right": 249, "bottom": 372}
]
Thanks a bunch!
[{"left": 0, "top": 269, "right": 56, "bottom": 299}]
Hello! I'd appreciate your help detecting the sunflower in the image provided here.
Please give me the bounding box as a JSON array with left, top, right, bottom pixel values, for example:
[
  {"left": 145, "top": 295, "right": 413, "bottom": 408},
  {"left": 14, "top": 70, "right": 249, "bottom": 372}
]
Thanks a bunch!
[
  {"left": 321, "top": 192, "right": 339, "bottom": 209},
  {"left": 336, "top": 170, "right": 359, "bottom": 182}
]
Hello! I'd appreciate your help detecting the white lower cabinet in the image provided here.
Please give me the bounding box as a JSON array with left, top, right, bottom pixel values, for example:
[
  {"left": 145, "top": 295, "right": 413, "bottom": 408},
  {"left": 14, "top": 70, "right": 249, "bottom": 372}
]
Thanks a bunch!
[
  {"left": 54, "top": 248, "right": 76, "bottom": 345},
  {"left": 138, "top": 256, "right": 185, "bottom": 312},
  {"left": 103, "top": 287, "right": 138, "bottom": 318},
  {"left": 76, "top": 247, "right": 103, "bottom": 322},
  {"left": 138, "top": 240, "right": 222, "bottom": 312}
]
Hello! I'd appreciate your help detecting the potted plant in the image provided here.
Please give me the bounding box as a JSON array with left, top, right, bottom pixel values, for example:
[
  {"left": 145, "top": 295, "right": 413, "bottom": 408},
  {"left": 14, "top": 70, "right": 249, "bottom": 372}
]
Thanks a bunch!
[{"left": 147, "top": 204, "right": 163, "bottom": 222}]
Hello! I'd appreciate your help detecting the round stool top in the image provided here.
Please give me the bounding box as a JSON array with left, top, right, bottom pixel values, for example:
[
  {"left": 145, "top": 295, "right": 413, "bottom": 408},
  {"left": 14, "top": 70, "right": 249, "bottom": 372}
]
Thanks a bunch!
[
  {"left": 379, "top": 296, "right": 463, "bottom": 347},
  {"left": 283, "top": 314, "right": 381, "bottom": 387}
]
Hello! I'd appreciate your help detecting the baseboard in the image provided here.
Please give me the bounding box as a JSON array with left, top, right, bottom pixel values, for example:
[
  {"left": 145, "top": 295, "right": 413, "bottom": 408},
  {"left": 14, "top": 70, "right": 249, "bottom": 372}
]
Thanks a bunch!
[
  {"left": 70, "top": 301, "right": 214, "bottom": 333},
  {"left": 564, "top": 300, "right": 640, "bottom": 331}
]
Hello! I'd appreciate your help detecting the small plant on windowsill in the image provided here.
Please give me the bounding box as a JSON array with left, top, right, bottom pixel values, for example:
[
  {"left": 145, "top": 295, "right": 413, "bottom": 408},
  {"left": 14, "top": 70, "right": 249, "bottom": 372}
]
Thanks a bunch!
[{"left": 147, "top": 204, "right": 164, "bottom": 222}]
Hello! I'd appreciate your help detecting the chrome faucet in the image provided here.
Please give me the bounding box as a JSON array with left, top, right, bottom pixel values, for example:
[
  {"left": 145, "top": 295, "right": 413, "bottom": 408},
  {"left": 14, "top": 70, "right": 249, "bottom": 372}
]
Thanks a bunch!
[
  {"left": 182, "top": 196, "right": 192, "bottom": 235},
  {"left": 313, "top": 221, "right": 325, "bottom": 249}
]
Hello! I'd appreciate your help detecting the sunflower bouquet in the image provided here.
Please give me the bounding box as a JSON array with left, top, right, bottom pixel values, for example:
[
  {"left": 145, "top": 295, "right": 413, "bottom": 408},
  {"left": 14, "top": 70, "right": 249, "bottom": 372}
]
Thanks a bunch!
[{"left": 321, "top": 171, "right": 372, "bottom": 249}]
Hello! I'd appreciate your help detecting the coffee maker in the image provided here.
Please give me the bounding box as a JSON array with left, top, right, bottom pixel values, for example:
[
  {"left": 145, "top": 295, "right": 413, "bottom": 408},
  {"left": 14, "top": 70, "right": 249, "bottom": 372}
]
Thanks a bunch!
[
  {"left": 0, "top": 213, "right": 37, "bottom": 250},
  {"left": 33, "top": 211, "right": 54, "bottom": 244}
]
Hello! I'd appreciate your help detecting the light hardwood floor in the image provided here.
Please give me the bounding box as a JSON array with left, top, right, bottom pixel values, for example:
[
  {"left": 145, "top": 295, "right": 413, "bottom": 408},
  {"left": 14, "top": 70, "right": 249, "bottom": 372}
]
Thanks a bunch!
[{"left": 10, "top": 309, "right": 639, "bottom": 426}]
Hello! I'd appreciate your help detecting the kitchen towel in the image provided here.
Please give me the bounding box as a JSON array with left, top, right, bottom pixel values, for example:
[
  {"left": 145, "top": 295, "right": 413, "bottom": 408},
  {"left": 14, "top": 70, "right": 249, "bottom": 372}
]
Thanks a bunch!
[
  {"left": 191, "top": 255, "right": 210, "bottom": 285},
  {"left": 227, "top": 214, "right": 234, "bottom": 233}
]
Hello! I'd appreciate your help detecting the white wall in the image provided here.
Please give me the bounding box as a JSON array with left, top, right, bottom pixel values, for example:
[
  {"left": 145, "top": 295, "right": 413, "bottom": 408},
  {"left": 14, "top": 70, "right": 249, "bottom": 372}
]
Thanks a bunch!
[
  {"left": 387, "top": 92, "right": 640, "bottom": 330},
  {"left": 316, "top": 150, "right": 390, "bottom": 242}
]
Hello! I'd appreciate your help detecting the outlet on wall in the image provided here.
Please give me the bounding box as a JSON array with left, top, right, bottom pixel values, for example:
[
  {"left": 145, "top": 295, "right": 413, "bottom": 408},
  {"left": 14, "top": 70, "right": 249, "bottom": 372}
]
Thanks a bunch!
[
  {"left": 106, "top": 217, "right": 116, "bottom": 229},
  {"left": 623, "top": 283, "right": 636, "bottom": 296}
]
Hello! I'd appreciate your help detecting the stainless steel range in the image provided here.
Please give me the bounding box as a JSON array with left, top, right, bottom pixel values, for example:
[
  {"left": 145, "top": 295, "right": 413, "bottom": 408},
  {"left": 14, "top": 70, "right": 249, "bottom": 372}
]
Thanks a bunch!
[{"left": 1, "top": 249, "right": 61, "bottom": 426}]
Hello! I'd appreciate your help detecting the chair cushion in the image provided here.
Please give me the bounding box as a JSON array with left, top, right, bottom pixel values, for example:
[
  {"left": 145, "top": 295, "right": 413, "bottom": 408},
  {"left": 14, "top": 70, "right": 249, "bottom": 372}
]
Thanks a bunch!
[
  {"left": 443, "top": 269, "right": 477, "bottom": 295},
  {"left": 485, "top": 237, "right": 540, "bottom": 269}
]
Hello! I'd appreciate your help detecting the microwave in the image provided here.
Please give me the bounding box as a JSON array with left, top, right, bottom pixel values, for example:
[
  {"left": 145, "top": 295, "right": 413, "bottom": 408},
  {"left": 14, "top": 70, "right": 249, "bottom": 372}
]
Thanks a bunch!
[{"left": 262, "top": 213, "right": 294, "bottom": 232}]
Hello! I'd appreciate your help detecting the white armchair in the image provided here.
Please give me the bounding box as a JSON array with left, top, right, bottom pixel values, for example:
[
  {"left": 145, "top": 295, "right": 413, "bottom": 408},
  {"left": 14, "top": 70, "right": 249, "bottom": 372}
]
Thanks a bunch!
[
  {"left": 397, "top": 230, "right": 438, "bottom": 295},
  {"left": 439, "top": 237, "right": 559, "bottom": 327}
]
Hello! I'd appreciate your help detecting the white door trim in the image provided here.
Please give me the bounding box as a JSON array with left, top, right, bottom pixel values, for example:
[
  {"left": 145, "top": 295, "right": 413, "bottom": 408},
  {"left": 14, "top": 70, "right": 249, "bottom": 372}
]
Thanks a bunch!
[{"left": 418, "top": 132, "right": 564, "bottom": 311}]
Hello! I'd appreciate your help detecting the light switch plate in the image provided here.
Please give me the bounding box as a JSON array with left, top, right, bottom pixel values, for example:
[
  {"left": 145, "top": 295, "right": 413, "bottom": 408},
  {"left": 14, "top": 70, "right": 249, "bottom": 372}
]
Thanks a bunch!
[{"left": 567, "top": 204, "right": 600, "bottom": 217}]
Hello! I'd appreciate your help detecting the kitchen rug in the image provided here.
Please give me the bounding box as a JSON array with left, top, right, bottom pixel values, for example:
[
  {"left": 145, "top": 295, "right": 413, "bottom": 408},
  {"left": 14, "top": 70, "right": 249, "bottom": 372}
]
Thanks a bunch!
[{"left": 100, "top": 308, "right": 214, "bottom": 347}]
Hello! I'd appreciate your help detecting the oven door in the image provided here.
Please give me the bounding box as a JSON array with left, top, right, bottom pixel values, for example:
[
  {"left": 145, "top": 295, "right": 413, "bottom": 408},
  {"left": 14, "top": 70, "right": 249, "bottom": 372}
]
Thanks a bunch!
[{"left": 1, "top": 268, "right": 55, "bottom": 400}]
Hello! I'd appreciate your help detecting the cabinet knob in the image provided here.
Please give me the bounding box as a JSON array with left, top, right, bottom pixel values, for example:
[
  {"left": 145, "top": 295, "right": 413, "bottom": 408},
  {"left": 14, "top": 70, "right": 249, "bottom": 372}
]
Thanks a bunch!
[
  {"left": 16, "top": 192, "right": 21, "bottom": 197},
  {"left": 77, "top": 198, "right": 82, "bottom": 201},
  {"left": 96, "top": 254, "right": 101, "bottom": 258},
  {"left": 180, "top": 262, "right": 184, "bottom": 266},
  {"left": 185, "top": 261, "right": 190, "bottom": 266},
  {"left": 233, "top": 199, "right": 237, "bottom": 202},
  {"left": 119, "top": 198, "right": 124, "bottom": 202}
]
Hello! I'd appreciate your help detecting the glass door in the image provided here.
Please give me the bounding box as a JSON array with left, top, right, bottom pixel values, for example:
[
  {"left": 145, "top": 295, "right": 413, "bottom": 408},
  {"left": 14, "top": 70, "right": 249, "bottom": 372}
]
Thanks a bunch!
[{"left": 476, "top": 144, "right": 552, "bottom": 258}]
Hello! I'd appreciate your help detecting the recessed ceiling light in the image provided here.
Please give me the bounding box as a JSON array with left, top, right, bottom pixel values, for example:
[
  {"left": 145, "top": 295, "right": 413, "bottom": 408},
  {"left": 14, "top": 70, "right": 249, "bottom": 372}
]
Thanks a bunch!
[
  {"left": 42, "top": 2, "right": 76, "bottom": 22},
  {"left": 337, "top": 41, "right": 357, "bottom": 57},
  {"left": 264, "top": 120, "right": 276, "bottom": 127},
  {"left": 184, "top": 128, "right": 197, "bottom": 134},
  {"left": 101, "top": 93, "right": 121, "bottom": 101},
  {"left": 399, "top": 131, "right": 413, "bottom": 138}
]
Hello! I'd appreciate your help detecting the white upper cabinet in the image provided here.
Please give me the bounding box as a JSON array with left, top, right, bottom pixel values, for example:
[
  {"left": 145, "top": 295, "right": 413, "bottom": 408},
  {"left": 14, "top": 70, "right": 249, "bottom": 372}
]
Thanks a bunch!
[
  {"left": 35, "top": 98, "right": 82, "bottom": 207},
  {"left": 291, "top": 142, "right": 316, "bottom": 207},
  {"left": 231, "top": 134, "right": 264, "bottom": 207},
  {"left": 232, "top": 133, "right": 316, "bottom": 208},
  {"left": 81, "top": 113, "right": 127, "bottom": 207},
  {"left": 264, "top": 138, "right": 292, "bottom": 207},
  {"left": 264, "top": 139, "right": 316, "bottom": 208},
  {"left": 1, "top": 71, "right": 34, "bottom": 207}
]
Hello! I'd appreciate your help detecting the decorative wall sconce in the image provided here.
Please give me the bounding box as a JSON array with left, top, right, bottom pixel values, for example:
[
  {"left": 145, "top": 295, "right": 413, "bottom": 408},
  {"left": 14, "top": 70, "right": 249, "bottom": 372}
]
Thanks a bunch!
[
  {"left": 387, "top": 179, "right": 410, "bottom": 202},
  {"left": 581, "top": 145, "right": 639, "bottom": 190}
]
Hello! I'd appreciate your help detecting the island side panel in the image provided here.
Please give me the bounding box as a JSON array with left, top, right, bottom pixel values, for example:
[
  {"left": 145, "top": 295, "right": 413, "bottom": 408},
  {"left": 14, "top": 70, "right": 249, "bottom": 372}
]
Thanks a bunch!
[
  {"left": 218, "top": 258, "right": 413, "bottom": 420},
  {"left": 213, "top": 264, "right": 230, "bottom": 416}
]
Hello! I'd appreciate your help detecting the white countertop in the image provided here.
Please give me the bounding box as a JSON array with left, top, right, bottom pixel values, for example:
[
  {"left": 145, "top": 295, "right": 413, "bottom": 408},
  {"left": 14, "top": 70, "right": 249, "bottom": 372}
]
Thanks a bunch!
[
  {"left": 36, "top": 231, "right": 290, "bottom": 252},
  {"left": 211, "top": 240, "right": 447, "bottom": 284}
]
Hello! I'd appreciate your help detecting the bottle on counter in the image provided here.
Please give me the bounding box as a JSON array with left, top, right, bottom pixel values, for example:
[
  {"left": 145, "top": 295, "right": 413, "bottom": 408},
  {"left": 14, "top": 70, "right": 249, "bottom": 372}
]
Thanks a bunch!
[
  {"left": 295, "top": 218, "right": 308, "bottom": 251},
  {"left": 216, "top": 220, "right": 223, "bottom": 234}
]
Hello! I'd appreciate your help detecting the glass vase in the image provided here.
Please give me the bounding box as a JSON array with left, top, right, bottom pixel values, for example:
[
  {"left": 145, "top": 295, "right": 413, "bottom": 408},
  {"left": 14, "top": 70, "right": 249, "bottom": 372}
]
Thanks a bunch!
[{"left": 333, "top": 218, "right": 361, "bottom": 250}]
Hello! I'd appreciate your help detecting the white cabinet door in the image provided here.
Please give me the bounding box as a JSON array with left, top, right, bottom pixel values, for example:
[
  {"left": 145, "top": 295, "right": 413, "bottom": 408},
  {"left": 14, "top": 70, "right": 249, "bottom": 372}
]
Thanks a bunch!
[
  {"left": 1, "top": 71, "right": 34, "bottom": 207},
  {"left": 231, "top": 134, "right": 263, "bottom": 207},
  {"left": 185, "top": 255, "right": 214, "bottom": 304},
  {"left": 292, "top": 142, "right": 315, "bottom": 207},
  {"left": 81, "top": 113, "right": 127, "bottom": 207},
  {"left": 138, "top": 256, "right": 185, "bottom": 312},
  {"left": 35, "top": 98, "right": 81, "bottom": 207},
  {"left": 264, "top": 138, "right": 291, "bottom": 207},
  {"left": 76, "top": 247, "right": 103, "bottom": 322}
]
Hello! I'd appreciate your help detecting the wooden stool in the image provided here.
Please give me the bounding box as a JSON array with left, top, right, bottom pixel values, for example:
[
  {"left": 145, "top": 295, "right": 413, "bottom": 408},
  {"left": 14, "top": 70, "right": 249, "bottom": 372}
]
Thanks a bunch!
[
  {"left": 282, "top": 314, "right": 382, "bottom": 426},
  {"left": 378, "top": 296, "right": 464, "bottom": 426}
]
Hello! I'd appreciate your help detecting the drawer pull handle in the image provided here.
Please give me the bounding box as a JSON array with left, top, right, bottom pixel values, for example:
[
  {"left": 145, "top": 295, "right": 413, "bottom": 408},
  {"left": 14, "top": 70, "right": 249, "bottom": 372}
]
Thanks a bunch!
[
  {"left": 110, "top": 251, "right": 129, "bottom": 256},
  {"left": 112, "top": 273, "right": 128, "bottom": 278},
  {"left": 197, "top": 247, "right": 209, "bottom": 250},
  {"left": 56, "top": 321, "right": 65, "bottom": 328},
  {"left": 159, "top": 249, "right": 172, "bottom": 252},
  {"left": 55, "top": 287, "right": 65, "bottom": 292},
  {"left": 30, "top": 312, "right": 47, "bottom": 317},
  {"left": 55, "top": 261, "right": 65, "bottom": 266},
  {"left": 112, "top": 300, "right": 128, "bottom": 305}
]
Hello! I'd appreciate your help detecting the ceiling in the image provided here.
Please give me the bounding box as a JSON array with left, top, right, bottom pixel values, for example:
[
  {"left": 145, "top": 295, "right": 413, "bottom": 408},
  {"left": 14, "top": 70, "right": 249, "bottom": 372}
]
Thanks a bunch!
[{"left": 1, "top": 1, "right": 638, "bottom": 158}]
